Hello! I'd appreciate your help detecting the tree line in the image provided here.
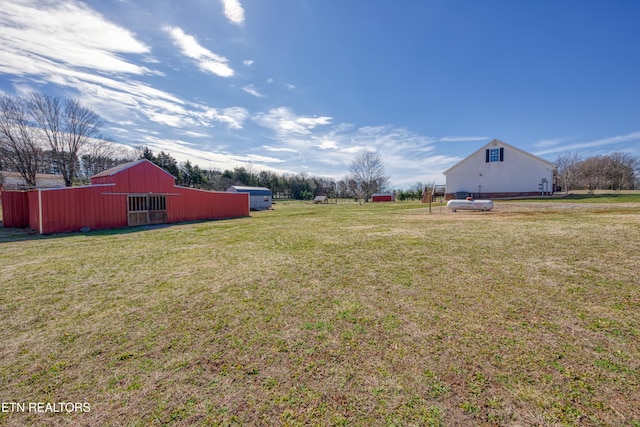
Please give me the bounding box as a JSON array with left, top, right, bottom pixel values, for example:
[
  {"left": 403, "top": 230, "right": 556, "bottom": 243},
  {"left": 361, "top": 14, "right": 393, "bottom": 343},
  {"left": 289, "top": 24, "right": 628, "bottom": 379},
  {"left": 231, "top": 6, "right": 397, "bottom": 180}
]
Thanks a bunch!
[
  {"left": 131, "top": 147, "right": 394, "bottom": 201},
  {"left": 5, "top": 92, "right": 636, "bottom": 198},
  {"left": 1, "top": 92, "right": 390, "bottom": 199},
  {"left": 555, "top": 152, "right": 639, "bottom": 193}
]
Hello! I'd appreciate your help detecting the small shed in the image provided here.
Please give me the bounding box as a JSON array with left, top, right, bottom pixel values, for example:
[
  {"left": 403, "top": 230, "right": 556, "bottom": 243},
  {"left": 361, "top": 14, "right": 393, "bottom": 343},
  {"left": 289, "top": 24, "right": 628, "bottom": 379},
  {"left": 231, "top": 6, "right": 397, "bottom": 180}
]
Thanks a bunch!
[
  {"left": 372, "top": 193, "right": 395, "bottom": 202},
  {"left": 313, "top": 196, "right": 328, "bottom": 204},
  {"left": 227, "top": 186, "right": 272, "bottom": 210}
]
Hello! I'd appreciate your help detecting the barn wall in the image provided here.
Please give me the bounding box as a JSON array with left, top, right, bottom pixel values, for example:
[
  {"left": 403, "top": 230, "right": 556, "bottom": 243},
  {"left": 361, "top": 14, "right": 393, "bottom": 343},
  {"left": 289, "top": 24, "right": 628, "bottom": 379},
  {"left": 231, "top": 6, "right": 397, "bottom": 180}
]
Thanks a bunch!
[
  {"left": 372, "top": 195, "right": 394, "bottom": 202},
  {"left": 168, "top": 188, "right": 249, "bottom": 223},
  {"left": 92, "top": 161, "right": 175, "bottom": 193},
  {"left": 38, "top": 186, "right": 127, "bottom": 234},
  {"left": 1, "top": 190, "right": 29, "bottom": 227}
]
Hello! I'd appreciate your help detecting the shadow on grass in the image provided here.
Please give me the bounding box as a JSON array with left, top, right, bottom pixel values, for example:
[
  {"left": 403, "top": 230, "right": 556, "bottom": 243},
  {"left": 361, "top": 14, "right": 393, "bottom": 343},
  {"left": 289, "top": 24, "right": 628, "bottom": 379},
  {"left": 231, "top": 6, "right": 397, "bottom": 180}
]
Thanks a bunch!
[
  {"left": 560, "top": 193, "right": 640, "bottom": 202},
  {"left": 0, "top": 217, "right": 249, "bottom": 243}
]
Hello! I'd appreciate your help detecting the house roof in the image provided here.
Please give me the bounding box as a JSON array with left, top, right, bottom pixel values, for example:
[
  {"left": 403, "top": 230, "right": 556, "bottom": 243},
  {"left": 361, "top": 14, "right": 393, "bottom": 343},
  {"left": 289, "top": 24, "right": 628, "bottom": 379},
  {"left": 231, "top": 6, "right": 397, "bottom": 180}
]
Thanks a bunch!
[
  {"left": 0, "top": 171, "right": 64, "bottom": 180},
  {"left": 91, "top": 159, "right": 175, "bottom": 179},
  {"left": 443, "top": 139, "right": 556, "bottom": 175}
]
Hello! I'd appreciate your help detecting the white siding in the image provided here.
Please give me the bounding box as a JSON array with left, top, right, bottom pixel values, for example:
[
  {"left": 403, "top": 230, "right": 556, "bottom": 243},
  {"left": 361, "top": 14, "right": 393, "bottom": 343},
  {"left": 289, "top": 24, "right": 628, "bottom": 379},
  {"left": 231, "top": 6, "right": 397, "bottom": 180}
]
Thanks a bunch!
[{"left": 444, "top": 140, "right": 554, "bottom": 196}]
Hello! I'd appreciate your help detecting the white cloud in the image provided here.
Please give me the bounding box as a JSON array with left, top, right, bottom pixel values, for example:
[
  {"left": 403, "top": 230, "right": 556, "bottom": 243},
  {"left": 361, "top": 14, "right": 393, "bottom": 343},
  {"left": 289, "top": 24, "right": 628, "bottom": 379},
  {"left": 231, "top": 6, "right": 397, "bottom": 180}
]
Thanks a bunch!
[
  {"left": 200, "top": 106, "right": 249, "bottom": 129},
  {"left": 439, "top": 136, "right": 490, "bottom": 142},
  {"left": 220, "top": 0, "right": 245, "bottom": 26},
  {"left": 317, "top": 139, "right": 338, "bottom": 150},
  {"left": 242, "top": 85, "right": 264, "bottom": 98},
  {"left": 253, "top": 107, "right": 332, "bottom": 136},
  {"left": 164, "top": 26, "right": 234, "bottom": 78},
  {"left": 243, "top": 59, "right": 254, "bottom": 66},
  {"left": 263, "top": 145, "right": 298, "bottom": 153},
  {"left": 534, "top": 132, "right": 640, "bottom": 156},
  {"left": 0, "top": 0, "right": 152, "bottom": 76}
]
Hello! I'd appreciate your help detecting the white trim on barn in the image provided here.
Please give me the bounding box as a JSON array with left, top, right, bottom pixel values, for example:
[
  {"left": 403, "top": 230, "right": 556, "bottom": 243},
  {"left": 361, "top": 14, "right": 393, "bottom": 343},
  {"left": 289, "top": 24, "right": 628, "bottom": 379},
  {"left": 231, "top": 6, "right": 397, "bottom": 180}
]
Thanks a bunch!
[{"left": 443, "top": 139, "right": 557, "bottom": 200}]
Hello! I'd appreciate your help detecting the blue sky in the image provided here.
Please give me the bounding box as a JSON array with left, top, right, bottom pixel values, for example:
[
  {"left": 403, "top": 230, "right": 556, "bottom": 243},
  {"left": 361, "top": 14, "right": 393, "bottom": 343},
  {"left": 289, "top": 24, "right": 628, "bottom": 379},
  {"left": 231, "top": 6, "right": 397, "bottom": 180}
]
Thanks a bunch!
[{"left": 1, "top": 0, "right": 639, "bottom": 188}]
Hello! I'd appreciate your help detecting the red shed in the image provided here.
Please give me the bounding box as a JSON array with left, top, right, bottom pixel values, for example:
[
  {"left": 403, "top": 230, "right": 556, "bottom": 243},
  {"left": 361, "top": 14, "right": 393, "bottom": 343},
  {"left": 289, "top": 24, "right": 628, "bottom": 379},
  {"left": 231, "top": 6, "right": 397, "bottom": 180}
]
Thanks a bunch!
[
  {"left": 371, "top": 193, "right": 395, "bottom": 202},
  {"left": 1, "top": 159, "right": 249, "bottom": 234}
]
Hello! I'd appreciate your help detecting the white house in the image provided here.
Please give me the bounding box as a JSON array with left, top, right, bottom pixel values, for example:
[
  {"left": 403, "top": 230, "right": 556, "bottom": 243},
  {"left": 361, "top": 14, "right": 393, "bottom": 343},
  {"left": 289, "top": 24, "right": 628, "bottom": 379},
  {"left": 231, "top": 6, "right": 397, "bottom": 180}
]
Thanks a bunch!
[{"left": 443, "top": 139, "right": 557, "bottom": 200}]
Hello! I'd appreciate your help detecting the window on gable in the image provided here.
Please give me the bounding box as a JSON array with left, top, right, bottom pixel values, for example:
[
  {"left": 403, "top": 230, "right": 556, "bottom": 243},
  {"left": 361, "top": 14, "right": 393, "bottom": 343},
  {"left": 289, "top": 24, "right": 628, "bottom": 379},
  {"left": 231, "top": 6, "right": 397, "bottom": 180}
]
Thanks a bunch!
[{"left": 486, "top": 147, "right": 504, "bottom": 162}]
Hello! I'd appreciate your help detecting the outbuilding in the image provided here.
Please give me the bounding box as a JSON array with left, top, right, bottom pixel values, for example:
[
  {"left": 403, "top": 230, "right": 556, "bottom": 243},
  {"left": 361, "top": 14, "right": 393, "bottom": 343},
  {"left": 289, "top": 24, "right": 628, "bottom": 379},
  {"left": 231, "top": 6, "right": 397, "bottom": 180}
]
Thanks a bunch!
[
  {"left": 0, "top": 171, "right": 65, "bottom": 190},
  {"left": 443, "top": 139, "right": 557, "bottom": 200},
  {"left": 227, "top": 185, "right": 272, "bottom": 210},
  {"left": 1, "top": 159, "right": 249, "bottom": 234},
  {"left": 371, "top": 193, "right": 395, "bottom": 202}
]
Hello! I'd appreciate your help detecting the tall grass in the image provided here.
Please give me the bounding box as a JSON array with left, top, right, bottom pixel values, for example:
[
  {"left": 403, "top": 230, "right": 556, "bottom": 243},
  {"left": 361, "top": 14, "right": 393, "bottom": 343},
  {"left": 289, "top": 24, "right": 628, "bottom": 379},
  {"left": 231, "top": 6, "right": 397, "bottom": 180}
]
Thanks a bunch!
[{"left": 1, "top": 199, "right": 639, "bottom": 426}]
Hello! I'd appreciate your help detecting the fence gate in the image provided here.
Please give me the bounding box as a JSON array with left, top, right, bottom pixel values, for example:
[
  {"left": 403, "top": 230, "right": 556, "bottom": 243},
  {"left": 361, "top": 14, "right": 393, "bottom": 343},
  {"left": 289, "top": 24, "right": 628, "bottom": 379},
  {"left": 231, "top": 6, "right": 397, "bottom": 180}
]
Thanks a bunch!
[{"left": 127, "top": 194, "right": 167, "bottom": 226}]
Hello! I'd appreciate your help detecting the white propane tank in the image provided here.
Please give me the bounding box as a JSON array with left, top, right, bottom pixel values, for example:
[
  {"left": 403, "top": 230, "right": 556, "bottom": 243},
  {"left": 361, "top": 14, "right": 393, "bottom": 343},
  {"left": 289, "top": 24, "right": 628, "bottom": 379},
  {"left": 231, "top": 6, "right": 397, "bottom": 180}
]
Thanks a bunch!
[{"left": 447, "top": 197, "right": 494, "bottom": 212}]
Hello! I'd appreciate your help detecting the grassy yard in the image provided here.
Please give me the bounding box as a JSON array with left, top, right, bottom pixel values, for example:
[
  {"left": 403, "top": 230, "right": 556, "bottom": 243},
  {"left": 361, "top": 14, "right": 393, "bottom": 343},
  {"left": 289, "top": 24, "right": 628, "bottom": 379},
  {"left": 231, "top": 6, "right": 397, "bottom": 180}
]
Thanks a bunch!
[{"left": 1, "top": 197, "right": 639, "bottom": 426}]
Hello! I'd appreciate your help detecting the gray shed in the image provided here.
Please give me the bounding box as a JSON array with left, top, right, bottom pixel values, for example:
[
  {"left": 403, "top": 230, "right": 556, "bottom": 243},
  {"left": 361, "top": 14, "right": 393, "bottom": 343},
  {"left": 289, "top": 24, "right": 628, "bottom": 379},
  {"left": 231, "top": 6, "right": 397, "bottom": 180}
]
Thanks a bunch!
[{"left": 227, "top": 185, "right": 272, "bottom": 210}]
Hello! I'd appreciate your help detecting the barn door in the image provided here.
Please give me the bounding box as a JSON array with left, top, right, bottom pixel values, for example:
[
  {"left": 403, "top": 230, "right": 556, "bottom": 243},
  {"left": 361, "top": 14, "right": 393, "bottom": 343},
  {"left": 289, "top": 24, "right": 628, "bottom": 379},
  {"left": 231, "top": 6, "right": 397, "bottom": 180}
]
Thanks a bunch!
[
  {"left": 128, "top": 195, "right": 167, "bottom": 226},
  {"left": 148, "top": 195, "right": 168, "bottom": 224}
]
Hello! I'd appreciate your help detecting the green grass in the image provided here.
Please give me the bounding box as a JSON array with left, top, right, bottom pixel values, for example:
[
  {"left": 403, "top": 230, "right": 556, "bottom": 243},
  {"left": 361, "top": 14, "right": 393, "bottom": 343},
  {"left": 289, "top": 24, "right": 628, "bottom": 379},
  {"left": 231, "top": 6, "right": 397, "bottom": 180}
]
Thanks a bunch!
[{"left": 1, "top": 198, "right": 639, "bottom": 426}]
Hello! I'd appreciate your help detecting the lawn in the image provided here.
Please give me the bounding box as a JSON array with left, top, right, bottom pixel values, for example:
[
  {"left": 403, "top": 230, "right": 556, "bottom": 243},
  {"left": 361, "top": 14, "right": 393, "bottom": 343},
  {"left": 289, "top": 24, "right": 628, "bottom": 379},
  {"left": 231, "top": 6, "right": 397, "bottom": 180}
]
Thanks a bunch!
[{"left": 1, "top": 197, "right": 639, "bottom": 426}]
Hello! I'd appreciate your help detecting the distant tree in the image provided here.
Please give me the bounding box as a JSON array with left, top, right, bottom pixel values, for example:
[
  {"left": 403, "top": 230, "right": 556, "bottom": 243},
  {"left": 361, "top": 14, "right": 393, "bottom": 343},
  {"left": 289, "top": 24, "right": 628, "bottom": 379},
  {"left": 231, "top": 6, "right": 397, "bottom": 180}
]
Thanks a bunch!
[
  {"left": 139, "top": 146, "right": 155, "bottom": 161},
  {"left": 348, "top": 150, "right": 389, "bottom": 201},
  {"left": 155, "top": 151, "right": 180, "bottom": 178},
  {"left": 555, "top": 152, "right": 581, "bottom": 195},
  {"left": 0, "top": 95, "right": 44, "bottom": 188},
  {"left": 603, "top": 152, "right": 638, "bottom": 191},
  {"left": 180, "top": 160, "right": 207, "bottom": 188},
  {"left": 80, "top": 138, "right": 135, "bottom": 178},
  {"left": 28, "top": 92, "right": 104, "bottom": 186},
  {"left": 336, "top": 179, "right": 348, "bottom": 199}
]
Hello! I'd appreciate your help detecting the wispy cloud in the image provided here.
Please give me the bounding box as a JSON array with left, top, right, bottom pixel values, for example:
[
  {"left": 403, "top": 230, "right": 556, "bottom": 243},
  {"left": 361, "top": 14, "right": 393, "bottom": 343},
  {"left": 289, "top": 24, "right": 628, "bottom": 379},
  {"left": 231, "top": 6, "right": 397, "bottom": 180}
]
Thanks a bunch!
[
  {"left": 263, "top": 145, "right": 298, "bottom": 153},
  {"left": 0, "top": 0, "right": 152, "bottom": 76},
  {"left": 439, "top": 136, "right": 490, "bottom": 142},
  {"left": 163, "top": 26, "right": 234, "bottom": 77},
  {"left": 253, "top": 107, "right": 332, "bottom": 136},
  {"left": 220, "top": 0, "right": 245, "bottom": 26},
  {"left": 533, "top": 138, "right": 569, "bottom": 148},
  {"left": 242, "top": 85, "right": 264, "bottom": 98},
  {"left": 200, "top": 106, "right": 249, "bottom": 129},
  {"left": 142, "top": 135, "right": 284, "bottom": 171},
  {"left": 534, "top": 132, "right": 640, "bottom": 156}
]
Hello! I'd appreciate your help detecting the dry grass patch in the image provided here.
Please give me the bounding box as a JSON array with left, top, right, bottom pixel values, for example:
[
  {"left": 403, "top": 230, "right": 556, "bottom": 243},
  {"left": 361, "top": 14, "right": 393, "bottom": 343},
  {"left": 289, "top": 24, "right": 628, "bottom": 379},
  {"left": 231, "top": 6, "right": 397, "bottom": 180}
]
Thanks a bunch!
[{"left": 1, "top": 200, "right": 639, "bottom": 426}]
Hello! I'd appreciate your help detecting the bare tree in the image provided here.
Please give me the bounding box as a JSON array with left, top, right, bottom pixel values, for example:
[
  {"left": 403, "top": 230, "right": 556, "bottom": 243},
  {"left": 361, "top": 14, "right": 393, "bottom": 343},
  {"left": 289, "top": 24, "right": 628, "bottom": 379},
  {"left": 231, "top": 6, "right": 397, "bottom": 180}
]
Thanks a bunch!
[
  {"left": 603, "top": 152, "right": 638, "bottom": 191},
  {"left": 80, "top": 138, "right": 135, "bottom": 178},
  {"left": 555, "top": 152, "right": 581, "bottom": 195},
  {"left": 576, "top": 156, "right": 607, "bottom": 192},
  {"left": 348, "top": 150, "right": 389, "bottom": 202},
  {"left": 0, "top": 95, "right": 44, "bottom": 188},
  {"left": 28, "top": 92, "right": 104, "bottom": 186}
]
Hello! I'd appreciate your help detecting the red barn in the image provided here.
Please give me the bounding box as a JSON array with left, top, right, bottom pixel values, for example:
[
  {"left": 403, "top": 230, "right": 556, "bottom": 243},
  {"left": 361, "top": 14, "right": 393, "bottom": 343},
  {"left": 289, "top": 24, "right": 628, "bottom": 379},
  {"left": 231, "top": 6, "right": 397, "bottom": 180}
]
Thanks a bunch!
[
  {"left": 371, "top": 193, "right": 395, "bottom": 202},
  {"left": 1, "top": 160, "right": 249, "bottom": 234}
]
